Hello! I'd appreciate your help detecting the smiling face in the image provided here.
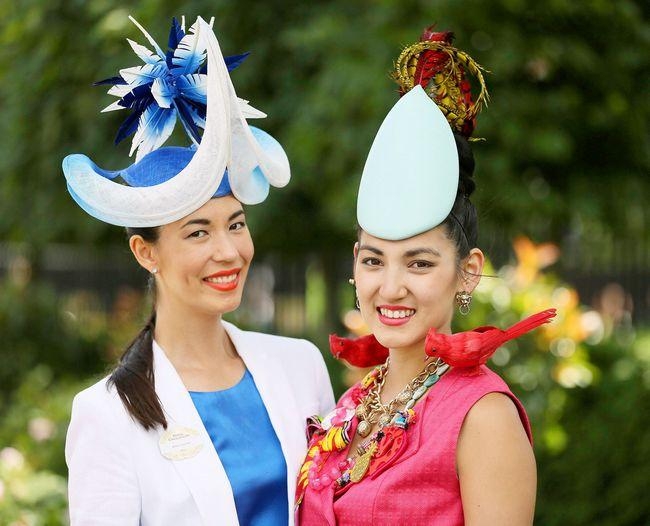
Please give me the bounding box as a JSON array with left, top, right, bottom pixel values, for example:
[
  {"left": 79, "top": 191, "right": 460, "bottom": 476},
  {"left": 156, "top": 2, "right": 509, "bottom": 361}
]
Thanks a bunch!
[
  {"left": 354, "top": 225, "right": 480, "bottom": 354},
  {"left": 133, "top": 196, "right": 254, "bottom": 319}
]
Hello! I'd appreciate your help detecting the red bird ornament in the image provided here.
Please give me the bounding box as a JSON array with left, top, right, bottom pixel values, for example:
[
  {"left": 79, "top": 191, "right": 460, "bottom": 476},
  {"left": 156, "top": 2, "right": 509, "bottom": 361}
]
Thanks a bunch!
[
  {"left": 425, "top": 309, "right": 557, "bottom": 371},
  {"left": 330, "top": 309, "right": 556, "bottom": 371},
  {"left": 330, "top": 333, "right": 389, "bottom": 368}
]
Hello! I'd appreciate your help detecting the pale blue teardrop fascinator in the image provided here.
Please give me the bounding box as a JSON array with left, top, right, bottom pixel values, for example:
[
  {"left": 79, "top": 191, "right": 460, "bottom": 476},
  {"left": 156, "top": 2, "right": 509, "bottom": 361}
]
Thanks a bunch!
[
  {"left": 62, "top": 16, "right": 290, "bottom": 227},
  {"left": 357, "top": 85, "right": 459, "bottom": 241},
  {"left": 357, "top": 29, "right": 488, "bottom": 240}
]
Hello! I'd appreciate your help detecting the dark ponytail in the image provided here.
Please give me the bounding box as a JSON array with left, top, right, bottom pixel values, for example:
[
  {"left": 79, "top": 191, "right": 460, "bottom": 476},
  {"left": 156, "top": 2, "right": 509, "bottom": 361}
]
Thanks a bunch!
[
  {"left": 442, "top": 133, "right": 479, "bottom": 260},
  {"left": 107, "top": 226, "right": 167, "bottom": 430}
]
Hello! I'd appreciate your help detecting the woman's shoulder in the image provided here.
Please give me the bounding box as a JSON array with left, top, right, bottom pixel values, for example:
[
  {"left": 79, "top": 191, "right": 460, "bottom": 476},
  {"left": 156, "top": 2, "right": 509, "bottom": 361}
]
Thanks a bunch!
[
  {"left": 444, "top": 365, "right": 533, "bottom": 443},
  {"left": 73, "top": 375, "right": 113, "bottom": 403},
  {"left": 70, "top": 375, "right": 130, "bottom": 425},
  {"left": 444, "top": 364, "right": 511, "bottom": 394}
]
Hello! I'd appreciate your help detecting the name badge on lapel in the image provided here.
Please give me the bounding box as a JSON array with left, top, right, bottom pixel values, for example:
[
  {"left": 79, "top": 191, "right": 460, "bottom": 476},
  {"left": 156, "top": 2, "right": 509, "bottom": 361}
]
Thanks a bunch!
[{"left": 159, "top": 426, "right": 204, "bottom": 461}]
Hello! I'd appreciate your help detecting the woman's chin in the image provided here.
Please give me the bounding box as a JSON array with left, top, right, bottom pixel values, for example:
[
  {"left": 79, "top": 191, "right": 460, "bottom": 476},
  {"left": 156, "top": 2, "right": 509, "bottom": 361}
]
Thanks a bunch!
[
  {"left": 373, "top": 332, "right": 425, "bottom": 354},
  {"left": 197, "top": 295, "right": 243, "bottom": 317}
]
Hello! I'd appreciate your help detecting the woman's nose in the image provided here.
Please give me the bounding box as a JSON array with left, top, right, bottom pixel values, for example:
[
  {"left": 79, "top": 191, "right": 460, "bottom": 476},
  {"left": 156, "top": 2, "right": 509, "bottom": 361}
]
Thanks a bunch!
[
  {"left": 211, "top": 233, "right": 239, "bottom": 262},
  {"left": 379, "top": 268, "right": 408, "bottom": 300}
]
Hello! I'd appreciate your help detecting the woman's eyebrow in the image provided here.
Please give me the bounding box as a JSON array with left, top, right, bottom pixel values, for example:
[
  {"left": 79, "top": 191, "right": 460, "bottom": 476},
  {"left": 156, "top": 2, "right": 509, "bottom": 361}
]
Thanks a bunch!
[
  {"left": 228, "top": 209, "right": 245, "bottom": 221},
  {"left": 404, "top": 247, "right": 441, "bottom": 258},
  {"left": 181, "top": 218, "right": 211, "bottom": 228},
  {"left": 180, "top": 209, "right": 244, "bottom": 229},
  {"left": 358, "top": 245, "right": 383, "bottom": 255}
]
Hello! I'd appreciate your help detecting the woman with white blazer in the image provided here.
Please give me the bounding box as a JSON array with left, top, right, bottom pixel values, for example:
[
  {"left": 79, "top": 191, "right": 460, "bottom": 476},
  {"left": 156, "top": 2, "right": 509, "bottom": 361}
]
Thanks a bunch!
[{"left": 63, "top": 16, "right": 334, "bottom": 525}]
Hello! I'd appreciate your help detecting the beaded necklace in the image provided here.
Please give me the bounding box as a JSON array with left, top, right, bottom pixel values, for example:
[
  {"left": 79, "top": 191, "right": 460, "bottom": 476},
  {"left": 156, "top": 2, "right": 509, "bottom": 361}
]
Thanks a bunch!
[
  {"left": 355, "top": 357, "right": 448, "bottom": 437},
  {"left": 295, "top": 357, "right": 449, "bottom": 505}
]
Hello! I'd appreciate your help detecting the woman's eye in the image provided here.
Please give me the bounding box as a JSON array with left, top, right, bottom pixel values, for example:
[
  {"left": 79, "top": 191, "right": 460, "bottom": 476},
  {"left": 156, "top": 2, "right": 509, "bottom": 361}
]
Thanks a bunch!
[
  {"left": 361, "top": 257, "right": 382, "bottom": 266},
  {"left": 188, "top": 230, "right": 208, "bottom": 239},
  {"left": 229, "top": 221, "right": 246, "bottom": 231},
  {"left": 410, "top": 260, "right": 434, "bottom": 269}
]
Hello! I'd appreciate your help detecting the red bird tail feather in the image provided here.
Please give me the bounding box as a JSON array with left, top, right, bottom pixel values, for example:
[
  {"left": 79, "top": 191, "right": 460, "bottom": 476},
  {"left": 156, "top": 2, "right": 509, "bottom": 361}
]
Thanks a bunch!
[{"left": 504, "top": 309, "right": 556, "bottom": 339}]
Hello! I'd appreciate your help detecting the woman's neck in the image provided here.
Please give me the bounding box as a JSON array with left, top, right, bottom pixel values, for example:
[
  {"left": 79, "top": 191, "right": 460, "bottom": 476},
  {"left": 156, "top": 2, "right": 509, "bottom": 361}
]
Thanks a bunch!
[
  {"left": 152, "top": 302, "right": 244, "bottom": 391},
  {"left": 381, "top": 343, "right": 433, "bottom": 402},
  {"left": 381, "top": 320, "right": 453, "bottom": 399}
]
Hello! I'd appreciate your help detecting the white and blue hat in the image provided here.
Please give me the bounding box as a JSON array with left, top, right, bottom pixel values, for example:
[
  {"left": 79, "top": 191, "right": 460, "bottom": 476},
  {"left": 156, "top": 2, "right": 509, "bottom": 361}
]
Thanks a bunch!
[{"left": 62, "top": 16, "right": 290, "bottom": 227}]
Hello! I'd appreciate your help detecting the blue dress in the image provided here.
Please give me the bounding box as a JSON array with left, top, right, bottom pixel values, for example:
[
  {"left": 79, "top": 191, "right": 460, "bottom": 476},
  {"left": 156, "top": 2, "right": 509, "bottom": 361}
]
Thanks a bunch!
[{"left": 190, "top": 369, "right": 288, "bottom": 525}]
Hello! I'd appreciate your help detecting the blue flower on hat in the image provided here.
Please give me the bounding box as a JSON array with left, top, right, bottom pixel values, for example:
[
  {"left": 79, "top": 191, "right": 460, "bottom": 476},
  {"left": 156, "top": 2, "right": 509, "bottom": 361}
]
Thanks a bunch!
[{"left": 96, "top": 16, "right": 252, "bottom": 161}]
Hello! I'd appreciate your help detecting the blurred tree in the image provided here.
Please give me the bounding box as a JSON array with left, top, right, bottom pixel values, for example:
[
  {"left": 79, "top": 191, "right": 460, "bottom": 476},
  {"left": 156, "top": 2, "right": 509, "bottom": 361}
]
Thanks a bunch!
[
  {"left": 535, "top": 334, "right": 650, "bottom": 526},
  {"left": 0, "top": 277, "right": 107, "bottom": 407}
]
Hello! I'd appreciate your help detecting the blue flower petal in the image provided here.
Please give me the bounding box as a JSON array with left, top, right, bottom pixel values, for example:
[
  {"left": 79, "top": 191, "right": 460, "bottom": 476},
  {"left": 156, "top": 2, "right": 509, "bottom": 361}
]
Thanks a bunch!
[
  {"left": 115, "top": 109, "right": 144, "bottom": 145},
  {"left": 120, "top": 63, "right": 168, "bottom": 88},
  {"left": 175, "top": 98, "right": 203, "bottom": 144},
  {"left": 131, "top": 104, "right": 177, "bottom": 160},
  {"left": 172, "top": 21, "right": 206, "bottom": 75},
  {"left": 166, "top": 17, "right": 185, "bottom": 69},
  {"left": 151, "top": 77, "right": 175, "bottom": 108},
  {"left": 94, "top": 75, "right": 127, "bottom": 86},
  {"left": 177, "top": 74, "right": 207, "bottom": 104},
  {"left": 225, "top": 52, "right": 250, "bottom": 72},
  {"left": 118, "top": 84, "right": 154, "bottom": 111}
]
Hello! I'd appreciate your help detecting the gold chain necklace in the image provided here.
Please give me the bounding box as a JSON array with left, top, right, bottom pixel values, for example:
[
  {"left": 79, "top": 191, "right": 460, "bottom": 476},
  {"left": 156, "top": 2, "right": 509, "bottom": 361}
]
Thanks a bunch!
[{"left": 355, "top": 357, "right": 446, "bottom": 437}]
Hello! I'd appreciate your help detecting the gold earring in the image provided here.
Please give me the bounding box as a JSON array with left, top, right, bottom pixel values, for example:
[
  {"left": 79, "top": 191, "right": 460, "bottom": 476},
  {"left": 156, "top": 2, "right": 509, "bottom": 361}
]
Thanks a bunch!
[{"left": 455, "top": 290, "right": 472, "bottom": 315}]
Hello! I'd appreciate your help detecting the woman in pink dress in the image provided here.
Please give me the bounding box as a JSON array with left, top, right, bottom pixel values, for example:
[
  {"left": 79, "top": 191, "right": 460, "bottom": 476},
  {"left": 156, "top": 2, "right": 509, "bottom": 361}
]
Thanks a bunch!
[{"left": 295, "top": 27, "right": 555, "bottom": 525}]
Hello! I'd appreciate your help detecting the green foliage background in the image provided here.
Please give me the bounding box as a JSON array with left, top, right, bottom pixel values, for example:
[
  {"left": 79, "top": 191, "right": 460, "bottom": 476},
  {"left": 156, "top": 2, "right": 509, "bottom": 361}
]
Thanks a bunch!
[
  {"left": 2, "top": 0, "right": 648, "bottom": 254},
  {"left": 1, "top": 0, "right": 649, "bottom": 524}
]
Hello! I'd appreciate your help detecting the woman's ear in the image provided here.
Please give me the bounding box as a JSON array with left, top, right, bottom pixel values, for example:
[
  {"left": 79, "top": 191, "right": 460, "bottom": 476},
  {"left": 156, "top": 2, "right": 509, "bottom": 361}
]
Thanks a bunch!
[
  {"left": 129, "top": 235, "right": 158, "bottom": 274},
  {"left": 353, "top": 241, "right": 360, "bottom": 259},
  {"left": 461, "top": 247, "right": 484, "bottom": 293}
]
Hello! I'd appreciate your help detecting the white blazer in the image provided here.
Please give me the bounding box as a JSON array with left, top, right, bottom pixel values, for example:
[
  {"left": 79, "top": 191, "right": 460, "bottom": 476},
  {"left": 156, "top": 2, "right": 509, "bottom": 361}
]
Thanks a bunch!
[{"left": 66, "top": 321, "right": 334, "bottom": 525}]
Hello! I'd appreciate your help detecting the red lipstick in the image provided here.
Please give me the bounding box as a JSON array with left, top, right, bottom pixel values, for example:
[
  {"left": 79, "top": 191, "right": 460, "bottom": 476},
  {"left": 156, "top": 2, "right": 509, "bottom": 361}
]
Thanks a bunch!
[{"left": 203, "top": 268, "right": 241, "bottom": 292}]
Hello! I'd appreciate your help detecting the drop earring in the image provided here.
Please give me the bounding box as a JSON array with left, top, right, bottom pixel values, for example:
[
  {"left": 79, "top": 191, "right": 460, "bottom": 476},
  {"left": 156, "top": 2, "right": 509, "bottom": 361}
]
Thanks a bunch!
[{"left": 455, "top": 290, "right": 472, "bottom": 315}]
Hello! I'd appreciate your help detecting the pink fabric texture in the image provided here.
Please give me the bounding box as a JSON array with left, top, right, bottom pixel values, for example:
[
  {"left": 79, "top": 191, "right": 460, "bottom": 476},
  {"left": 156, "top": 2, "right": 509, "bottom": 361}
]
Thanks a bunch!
[{"left": 297, "top": 365, "right": 532, "bottom": 526}]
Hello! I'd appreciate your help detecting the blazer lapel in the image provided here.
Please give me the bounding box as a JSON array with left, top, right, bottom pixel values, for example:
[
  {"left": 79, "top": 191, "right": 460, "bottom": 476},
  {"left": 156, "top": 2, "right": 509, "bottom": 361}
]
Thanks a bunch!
[
  {"left": 153, "top": 342, "right": 240, "bottom": 526},
  {"left": 224, "top": 322, "right": 306, "bottom": 525}
]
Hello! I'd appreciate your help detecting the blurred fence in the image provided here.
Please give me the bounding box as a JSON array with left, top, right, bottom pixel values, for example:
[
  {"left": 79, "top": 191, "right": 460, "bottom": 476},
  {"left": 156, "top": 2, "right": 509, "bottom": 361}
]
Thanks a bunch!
[{"left": 1, "top": 239, "right": 648, "bottom": 335}]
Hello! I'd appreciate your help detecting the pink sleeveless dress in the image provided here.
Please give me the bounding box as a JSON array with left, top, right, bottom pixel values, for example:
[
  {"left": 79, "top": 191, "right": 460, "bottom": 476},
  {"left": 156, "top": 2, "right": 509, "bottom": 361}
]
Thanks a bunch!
[{"left": 297, "top": 365, "right": 532, "bottom": 526}]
